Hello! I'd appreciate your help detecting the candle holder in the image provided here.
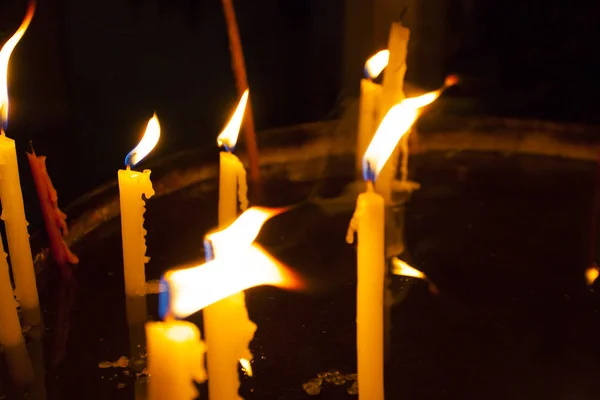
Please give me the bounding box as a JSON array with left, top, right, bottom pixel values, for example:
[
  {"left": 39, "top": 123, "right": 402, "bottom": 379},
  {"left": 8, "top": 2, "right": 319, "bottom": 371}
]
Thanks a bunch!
[{"left": 2, "top": 115, "right": 600, "bottom": 399}]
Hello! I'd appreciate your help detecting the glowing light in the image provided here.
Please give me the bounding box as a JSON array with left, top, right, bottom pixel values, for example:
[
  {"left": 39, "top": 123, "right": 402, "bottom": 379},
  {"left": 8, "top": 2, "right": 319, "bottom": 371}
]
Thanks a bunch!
[
  {"left": 166, "top": 324, "right": 198, "bottom": 342},
  {"left": 124, "top": 114, "right": 160, "bottom": 167},
  {"left": 206, "top": 207, "right": 285, "bottom": 256},
  {"left": 363, "top": 79, "right": 456, "bottom": 180},
  {"left": 391, "top": 258, "right": 427, "bottom": 279},
  {"left": 217, "top": 89, "right": 249, "bottom": 150},
  {"left": 0, "top": 1, "right": 36, "bottom": 129},
  {"left": 586, "top": 267, "right": 599, "bottom": 286},
  {"left": 239, "top": 358, "right": 253, "bottom": 377},
  {"left": 165, "top": 245, "right": 300, "bottom": 318},
  {"left": 364, "top": 50, "right": 389, "bottom": 79}
]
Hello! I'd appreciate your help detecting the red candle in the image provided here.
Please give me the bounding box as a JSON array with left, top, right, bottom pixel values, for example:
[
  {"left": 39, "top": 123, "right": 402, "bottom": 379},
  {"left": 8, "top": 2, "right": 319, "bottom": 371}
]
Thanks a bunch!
[{"left": 27, "top": 148, "right": 78, "bottom": 279}]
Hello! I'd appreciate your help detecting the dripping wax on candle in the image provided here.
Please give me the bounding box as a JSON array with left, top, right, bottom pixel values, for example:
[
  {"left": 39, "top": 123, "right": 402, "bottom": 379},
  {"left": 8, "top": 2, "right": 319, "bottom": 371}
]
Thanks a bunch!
[
  {"left": 119, "top": 114, "right": 159, "bottom": 297},
  {"left": 0, "top": 0, "right": 40, "bottom": 326}
]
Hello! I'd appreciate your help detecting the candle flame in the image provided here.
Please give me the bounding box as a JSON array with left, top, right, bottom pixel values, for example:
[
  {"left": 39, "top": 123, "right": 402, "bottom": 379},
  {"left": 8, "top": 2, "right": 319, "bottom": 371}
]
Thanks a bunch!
[
  {"left": 391, "top": 258, "right": 427, "bottom": 279},
  {"left": 586, "top": 266, "right": 599, "bottom": 286},
  {"left": 165, "top": 245, "right": 300, "bottom": 318},
  {"left": 240, "top": 358, "right": 253, "bottom": 376},
  {"left": 0, "top": 1, "right": 36, "bottom": 130},
  {"left": 206, "top": 207, "right": 285, "bottom": 256},
  {"left": 124, "top": 113, "right": 160, "bottom": 167},
  {"left": 363, "top": 76, "right": 457, "bottom": 180},
  {"left": 217, "top": 89, "right": 249, "bottom": 151},
  {"left": 364, "top": 50, "right": 389, "bottom": 80}
]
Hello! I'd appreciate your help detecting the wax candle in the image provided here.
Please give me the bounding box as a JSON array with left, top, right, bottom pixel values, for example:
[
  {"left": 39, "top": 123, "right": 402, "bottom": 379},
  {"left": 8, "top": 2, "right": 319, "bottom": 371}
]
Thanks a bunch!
[
  {"left": 119, "top": 114, "right": 160, "bottom": 297},
  {"left": 375, "top": 22, "right": 410, "bottom": 202},
  {"left": 0, "top": 1, "right": 40, "bottom": 326},
  {"left": 27, "top": 149, "right": 79, "bottom": 279},
  {"left": 146, "top": 320, "right": 206, "bottom": 400},
  {"left": 347, "top": 180, "right": 385, "bottom": 400},
  {"left": 217, "top": 89, "right": 250, "bottom": 226},
  {"left": 356, "top": 50, "right": 388, "bottom": 174},
  {"left": 0, "top": 233, "right": 23, "bottom": 348}
]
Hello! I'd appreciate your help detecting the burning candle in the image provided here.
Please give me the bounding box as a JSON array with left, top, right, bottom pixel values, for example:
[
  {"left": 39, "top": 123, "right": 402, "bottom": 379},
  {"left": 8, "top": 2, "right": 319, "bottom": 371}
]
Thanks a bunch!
[
  {"left": 375, "top": 22, "right": 410, "bottom": 202},
  {"left": 217, "top": 89, "right": 250, "bottom": 227},
  {"left": 0, "top": 1, "right": 40, "bottom": 326},
  {"left": 356, "top": 50, "right": 388, "bottom": 174},
  {"left": 160, "top": 207, "right": 299, "bottom": 400},
  {"left": 119, "top": 114, "right": 160, "bottom": 297},
  {"left": 347, "top": 84, "right": 450, "bottom": 399},
  {"left": 146, "top": 320, "right": 207, "bottom": 400}
]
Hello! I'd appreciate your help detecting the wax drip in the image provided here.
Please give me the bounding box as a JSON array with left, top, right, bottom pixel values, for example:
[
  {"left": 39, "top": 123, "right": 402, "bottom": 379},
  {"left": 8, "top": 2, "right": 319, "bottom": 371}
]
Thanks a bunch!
[{"left": 237, "top": 160, "right": 249, "bottom": 212}]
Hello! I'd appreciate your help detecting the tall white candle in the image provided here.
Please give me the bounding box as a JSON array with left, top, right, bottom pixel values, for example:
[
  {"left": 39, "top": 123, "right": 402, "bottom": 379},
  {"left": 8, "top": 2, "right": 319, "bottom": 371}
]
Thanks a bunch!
[
  {"left": 0, "top": 1, "right": 40, "bottom": 327},
  {"left": 375, "top": 22, "right": 410, "bottom": 202},
  {"left": 119, "top": 114, "right": 160, "bottom": 297},
  {"left": 206, "top": 89, "right": 253, "bottom": 400},
  {"left": 347, "top": 181, "right": 385, "bottom": 400}
]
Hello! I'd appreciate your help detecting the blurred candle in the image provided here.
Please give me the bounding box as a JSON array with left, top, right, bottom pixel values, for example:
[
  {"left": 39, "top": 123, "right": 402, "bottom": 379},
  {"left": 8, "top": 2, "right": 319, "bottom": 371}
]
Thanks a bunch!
[
  {"left": 119, "top": 114, "right": 159, "bottom": 297},
  {"left": 375, "top": 22, "right": 410, "bottom": 202},
  {"left": 0, "top": 1, "right": 40, "bottom": 326},
  {"left": 146, "top": 320, "right": 206, "bottom": 400},
  {"left": 356, "top": 50, "right": 388, "bottom": 174},
  {"left": 217, "top": 90, "right": 250, "bottom": 227}
]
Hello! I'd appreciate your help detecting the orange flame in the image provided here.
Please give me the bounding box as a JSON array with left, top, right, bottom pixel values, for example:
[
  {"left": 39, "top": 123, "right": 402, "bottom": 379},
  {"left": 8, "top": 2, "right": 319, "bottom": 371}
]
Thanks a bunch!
[
  {"left": 363, "top": 77, "right": 457, "bottom": 179},
  {"left": 586, "top": 267, "right": 599, "bottom": 286},
  {"left": 165, "top": 206, "right": 299, "bottom": 318},
  {"left": 0, "top": 1, "right": 36, "bottom": 128},
  {"left": 165, "top": 245, "right": 299, "bottom": 318},
  {"left": 217, "top": 89, "right": 249, "bottom": 150},
  {"left": 206, "top": 207, "right": 285, "bottom": 256},
  {"left": 125, "top": 113, "right": 160, "bottom": 167},
  {"left": 391, "top": 258, "right": 427, "bottom": 279},
  {"left": 364, "top": 50, "right": 389, "bottom": 79}
]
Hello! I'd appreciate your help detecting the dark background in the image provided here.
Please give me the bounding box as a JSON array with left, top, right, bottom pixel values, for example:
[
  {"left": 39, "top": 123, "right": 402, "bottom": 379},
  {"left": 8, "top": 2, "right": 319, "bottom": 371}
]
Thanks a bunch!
[{"left": 1, "top": 0, "right": 599, "bottom": 229}]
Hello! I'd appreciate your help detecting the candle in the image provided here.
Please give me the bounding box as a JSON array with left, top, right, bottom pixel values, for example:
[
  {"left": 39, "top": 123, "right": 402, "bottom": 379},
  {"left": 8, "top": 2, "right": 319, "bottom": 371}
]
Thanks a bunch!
[
  {"left": 0, "top": 1, "right": 40, "bottom": 327},
  {"left": 27, "top": 148, "right": 79, "bottom": 279},
  {"left": 203, "top": 90, "right": 251, "bottom": 400},
  {"left": 356, "top": 50, "right": 388, "bottom": 174},
  {"left": 0, "top": 233, "right": 23, "bottom": 349},
  {"left": 347, "top": 85, "right": 450, "bottom": 399},
  {"left": 146, "top": 320, "right": 207, "bottom": 400},
  {"left": 119, "top": 114, "right": 160, "bottom": 297},
  {"left": 217, "top": 89, "right": 250, "bottom": 227},
  {"left": 347, "top": 180, "right": 385, "bottom": 400},
  {"left": 161, "top": 208, "right": 300, "bottom": 399},
  {"left": 375, "top": 22, "right": 410, "bottom": 202}
]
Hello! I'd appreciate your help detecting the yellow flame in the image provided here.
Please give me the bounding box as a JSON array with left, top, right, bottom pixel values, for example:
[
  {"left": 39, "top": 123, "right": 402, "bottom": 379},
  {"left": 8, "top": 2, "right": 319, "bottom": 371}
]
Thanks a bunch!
[
  {"left": 363, "top": 88, "right": 442, "bottom": 178},
  {"left": 391, "top": 258, "right": 427, "bottom": 279},
  {"left": 586, "top": 267, "right": 599, "bottom": 286},
  {"left": 207, "top": 207, "right": 285, "bottom": 256},
  {"left": 217, "top": 89, "right": 249, "bottom": 150},
  {"left": 126, "top": 113, "right": 160, "bottom": 167},
  {"left": 0, "top": 1, "right": 36, "bottom": 128},
  {"left": 364, "top": 49, "right": 389, "bottom": 79},
  {"left": 240, "top": 358, "right": 253, "bottom": 377},
  {"left": 165, "top": 244, "right": 299, "bottom": 318}
]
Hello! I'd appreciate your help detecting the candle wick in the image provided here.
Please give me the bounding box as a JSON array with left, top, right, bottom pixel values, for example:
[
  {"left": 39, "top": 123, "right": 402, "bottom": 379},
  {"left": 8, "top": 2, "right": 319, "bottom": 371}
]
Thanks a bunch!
[{"left": 29, "top": 140, "right": 36, "bottom": 155}]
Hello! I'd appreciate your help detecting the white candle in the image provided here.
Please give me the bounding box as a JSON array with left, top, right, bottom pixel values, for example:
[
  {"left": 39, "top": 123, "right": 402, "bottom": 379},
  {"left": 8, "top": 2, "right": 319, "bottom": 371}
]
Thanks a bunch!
[
  {"left": 0, "top": 2, "right": 40, "bottom": 326},
  {"left": 146, "top": 320, "right": 207, "bottom": 400},
  {"left": 0, "top": 232, "right": 23, "bottom": 348},
  {"left": 375, "top": 22, "right": 410, "bottom": 202},
  {"left": 119, "top": 114, "right": 160, "bottom": 297},
  {"left": 207, "top": 89, "right": 252, "bottom": 400},
  {"left": 356, "top": 50, "right": 388, "bottom": 174},
  {"left": 347, "top": 181, "right": 385, "bottom": 400}
]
